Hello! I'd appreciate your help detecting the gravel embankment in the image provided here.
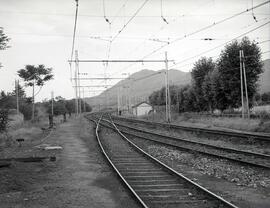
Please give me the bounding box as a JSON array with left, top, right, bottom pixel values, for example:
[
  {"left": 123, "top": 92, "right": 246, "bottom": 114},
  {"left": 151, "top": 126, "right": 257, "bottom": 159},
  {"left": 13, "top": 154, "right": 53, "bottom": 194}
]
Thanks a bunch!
[{"left": 128, "top": 136, "right": 270, "bottom": 188}]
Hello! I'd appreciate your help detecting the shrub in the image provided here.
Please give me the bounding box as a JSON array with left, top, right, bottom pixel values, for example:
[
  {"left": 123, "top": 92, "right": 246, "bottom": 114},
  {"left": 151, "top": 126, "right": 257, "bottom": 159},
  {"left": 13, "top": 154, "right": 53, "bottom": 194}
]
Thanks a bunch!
[{"left": 0, "top": 109, "right": 9, "bottom": 132}]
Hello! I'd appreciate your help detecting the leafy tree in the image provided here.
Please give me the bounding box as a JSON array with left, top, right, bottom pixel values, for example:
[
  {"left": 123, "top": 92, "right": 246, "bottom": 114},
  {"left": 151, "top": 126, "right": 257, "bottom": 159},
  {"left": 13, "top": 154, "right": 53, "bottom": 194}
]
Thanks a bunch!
[
  {"left": 191, "top": 57, "right": 215, "bottom": 111},
  {"left": 0, "top": 91, "right": 16, "bottom": 109},
  {"left": 17, "top": 65, "right": 53, "bottom": 120},
  {"left": 65, "top": 99, "right": 75, "bottom": 114},
  {"left": 0, "top": 27, "right": 10, "bottom": 68},
  {"left": 176, "top": 85, "right": 197, "bottom": 112},
  {"left": 0, "top": 27, "right": 9, "bottom": 50},
  {"left": 83, "top": 101, "right": 92, "bottom": 112},
  {"left": 217, "top": 37, "right": 263, "bottom": 109},
  {"left": 11, "top": 83, "right": 26, "bottom": 98},
  {"left": 0, "top": 87, "right": 34, "bottom": 120},
  {"left": 202, "top": 71, "right": 215, "bottom": 112},
  {"left": 0, "top": 109, "right": 9, "bottom": 133},
  {"left": 52, "top": 101, "right": 67, "bottom": 116},
  {"left": 45, "top": 98, "right": 92, "bottom": 116},
  {"left": 261, "top": 92, "right": 270, "bottom": 103}
]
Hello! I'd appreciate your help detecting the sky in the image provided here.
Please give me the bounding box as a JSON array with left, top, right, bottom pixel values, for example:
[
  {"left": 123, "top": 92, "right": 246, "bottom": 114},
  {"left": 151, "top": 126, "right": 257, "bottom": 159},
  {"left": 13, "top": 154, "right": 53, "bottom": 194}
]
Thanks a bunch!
[{"left": 0, "top": 0, "right": 269, "bottom": 101}]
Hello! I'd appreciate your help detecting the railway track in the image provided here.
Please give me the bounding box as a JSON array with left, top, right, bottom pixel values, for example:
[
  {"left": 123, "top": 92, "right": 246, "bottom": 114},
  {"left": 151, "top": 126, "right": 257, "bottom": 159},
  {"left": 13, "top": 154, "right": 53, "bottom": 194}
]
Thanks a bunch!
[
  {"left": 108, "top": 118, "right": 270, "bottom": 169},
  {"left": 87, "top": 114, "right": 239, "bottom": 208},
  {"left": 111, "top": 115, "right": 270, "bottom": 142}
]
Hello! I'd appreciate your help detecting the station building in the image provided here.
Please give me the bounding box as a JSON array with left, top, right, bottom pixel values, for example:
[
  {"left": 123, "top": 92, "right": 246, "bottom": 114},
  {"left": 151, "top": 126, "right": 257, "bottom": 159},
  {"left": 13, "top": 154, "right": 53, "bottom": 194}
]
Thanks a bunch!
[{"left": 132, "top": 101, "right": 154, "bottom": 116}]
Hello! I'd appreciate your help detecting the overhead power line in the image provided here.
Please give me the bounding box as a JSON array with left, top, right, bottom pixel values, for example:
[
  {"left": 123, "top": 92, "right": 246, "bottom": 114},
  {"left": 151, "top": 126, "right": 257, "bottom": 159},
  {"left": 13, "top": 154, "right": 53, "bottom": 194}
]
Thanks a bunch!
[
  {"left": 142, "top": 0, "right": 270, "bottom": 60},
  {"left": 103, "top": 0, "right": 111, "bottom": 24},
  {"left": 175, "top": 50, "right": 270, "bottom": 70},
  {"left": 111, "top": 0, "right": 149, "bottom": 42},
  {"left": 160, "top": 0, "right": 169, "bottom": 24},
  {"left": 170, "top": 20, "right": 270, "bottom": 68},
  {"left": 69, "top": 0, "right": 79, "bottom": 80},
  {"left": 1, "top": 10, "right": 269, "bottom": 17},
  {"left": 68, "top": 59, "right": 173, "bottom": 63},
  {"left": 111, "top": 0, "right": 130, "bottom": 24},
  {"left": 111, "top": 0, "right": 270, "bottom": 76},
  {"left": 133, "top": 71, "right": 163, "bottom": 82}
]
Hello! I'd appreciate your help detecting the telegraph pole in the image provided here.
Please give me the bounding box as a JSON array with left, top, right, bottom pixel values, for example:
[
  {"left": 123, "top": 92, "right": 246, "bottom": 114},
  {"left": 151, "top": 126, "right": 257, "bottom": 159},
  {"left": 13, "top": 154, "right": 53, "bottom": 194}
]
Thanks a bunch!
[
  {"left": 51, "top": 91, "right": 54, "bottom": 116},
  {"left": 32, "top": 80, "right": 35, "bottom": 121},
  {"left": 241, "top": 50, "right": 250, "bottom": 119},
  {"left": 75, "top": 50, "right": 79, "bottom": 115},
  {"left": 117, "top": 86, "right": 120, "bottom": 115},
  {"left": 239, "top": 50, "right": 244, "bottom": 118},
  {"left": 15, "top": 80, "right": 19, "bottom": 114},
  {"left": 83, "top": 87, "right": 86, "bottom": 112},
  {"left": 165, "top": 52, "right": 171, "bottom": 123},
  {"left": 75, "top": 50, "right": 81, "bottom": 115},
  {"left": 68, "top": 58, "right": 174, "bottom": 116}
]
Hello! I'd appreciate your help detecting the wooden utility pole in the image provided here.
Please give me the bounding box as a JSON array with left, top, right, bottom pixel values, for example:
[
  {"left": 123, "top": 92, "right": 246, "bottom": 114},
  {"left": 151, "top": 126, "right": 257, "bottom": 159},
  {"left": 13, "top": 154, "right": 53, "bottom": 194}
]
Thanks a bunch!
[
  {"left": 76, "top": 50, "right": 82, "bottom": 115},
  {"left": 241, "top": 50, "right": 250, "bottom": 119},
  {"left": 165, "top": 52, "right": 171, "bottom": 123},
  {"left": 83, "top": 87, "right": 86, "bottom": 112},
  {"left": 75, "top": 50, "right": 79, "bottom": 115},
  {"left": 117, "top": 86, "right": 120, "bottom": 115},
  {"left": 51, "top": 91, "right": 54, "bottom": 116},
  {"left": 15, "top": 80, "right": 19, "bottom": 114},
  {"left": 239, "top": 50, "right": 244, "bottom": 118},
  {"left": 32, "top": 80, "right": 35, "bottom": 121},
  {"left": 68, "top": 57, "right": 174, "bottom": 118}
]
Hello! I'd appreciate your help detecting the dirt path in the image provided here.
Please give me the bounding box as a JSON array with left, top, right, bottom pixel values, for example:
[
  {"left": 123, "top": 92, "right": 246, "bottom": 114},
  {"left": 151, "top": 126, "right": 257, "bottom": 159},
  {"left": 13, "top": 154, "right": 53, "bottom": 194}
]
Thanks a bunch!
[{"left": 0, "top": 117, "right": 139, "bottom": 208}]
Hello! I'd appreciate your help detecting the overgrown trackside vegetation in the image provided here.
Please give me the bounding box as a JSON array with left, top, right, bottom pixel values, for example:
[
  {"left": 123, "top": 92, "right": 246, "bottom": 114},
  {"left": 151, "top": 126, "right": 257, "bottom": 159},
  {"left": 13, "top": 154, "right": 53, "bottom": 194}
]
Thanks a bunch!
[
  {"left": 18, "top": 64, "right": 54, "bottom": 121},
  {"left": 149, "top": 37, "right": 266, "bottom": 114},
  {"left": 0, "top": 87, "right": 92, "bottom": 122},
  {"left": 0, "top": 109, "right": 9, "bottom": 133}
]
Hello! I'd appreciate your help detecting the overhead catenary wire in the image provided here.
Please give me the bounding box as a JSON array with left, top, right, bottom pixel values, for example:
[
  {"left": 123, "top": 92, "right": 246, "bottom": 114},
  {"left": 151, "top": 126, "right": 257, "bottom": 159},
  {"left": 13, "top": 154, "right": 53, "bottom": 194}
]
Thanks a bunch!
[
  {"left": 160, "top": 15, "right": 270, "bottom": 69},
  {"left": 252, "top": 0, "right": 258, "bottom": 22},
  {"left": 69, "top": 0, "right": 79, "bottom": 81},
  {"left": 97, "top": 0, "right": 149, "bottom": 88},
  {"left": 170, "top": 20, "right": 270, "bottom": 68},
  {"left": 175, "top": 50, "right": 270, "bottom": 70},
  {"left": 160, "top": 0, "right": 169, "bottom": 24},
  {"left": 110, "top": 0, "right": 130, "bottom": 24},
  {"left": 111, "top": 0, "right": 270, "bottom": 76},
  {"left": 257, "top": 39, "right": 270, "bottom": 44},
  {"left": 111, "top": 0, "right": 149, "bottom": 43},
  {"left": 142, "top": 0, "right": 270, "bottom": 61},
  {"left": 110, "top": 0, "right": 216, "bottom": 75},
  {"left": 1, "top": 9, "right": 269, "bottom": 17},
  {"left": 103, "top": 0, "right": 111, "bottom": 24}
]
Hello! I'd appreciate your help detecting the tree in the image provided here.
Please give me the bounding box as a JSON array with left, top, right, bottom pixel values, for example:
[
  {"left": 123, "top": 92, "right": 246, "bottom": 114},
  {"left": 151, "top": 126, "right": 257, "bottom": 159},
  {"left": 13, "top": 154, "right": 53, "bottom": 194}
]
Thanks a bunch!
[
  {"left": 17, "top": 65, "right": 53, "bottom": 121},
  {"left": 65, "top": 99, "right": 75, "bottom": 114},
  {"left": 11, "top": 82, "right": 26, "bottom": 98},
  {"left": 202, "top": 71, "right": 215, "bottom": 112},
  {"left": 217, "top": 37, "right": 263, "bottom": 110},
  {"left": 191, "top": 57, "right": 215, "bottom": 111},
  {"left": 180, "top": 85, "right": 198, "bottom": 112},
  {"left": 261, "top": 92, "right": 270, "bottom": 103},
  {"left": 0, "top": 27, "right": 10, "bottom": 68},
  {"left": 0, "top": 90, "right": 18, "bottom": 109},
  {"left": 0, "top": 109, "right": 9, "bottom": 133},
  {"left": 0, "top": 27, "right": 9, "bottom": 50}
]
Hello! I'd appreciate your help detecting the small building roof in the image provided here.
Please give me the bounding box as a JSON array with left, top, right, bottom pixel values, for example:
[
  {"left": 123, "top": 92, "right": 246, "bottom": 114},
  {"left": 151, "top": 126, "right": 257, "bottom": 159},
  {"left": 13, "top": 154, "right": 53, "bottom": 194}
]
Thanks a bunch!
[{"left": 132, "top": 101, "right": 153, "bottom": 108}]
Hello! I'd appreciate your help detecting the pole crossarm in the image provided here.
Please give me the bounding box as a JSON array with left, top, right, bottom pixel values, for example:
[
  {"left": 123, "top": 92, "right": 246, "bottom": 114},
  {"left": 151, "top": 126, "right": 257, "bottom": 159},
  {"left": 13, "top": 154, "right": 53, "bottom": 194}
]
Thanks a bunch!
[
  {"left": 72, "top": 85, "right": 113, "bottom": 88},
  {"left": 71, "top": 77, "right": 128, "bottom": 80},
  {"left": 68, "top": 59, "right": 174, "bottom": 63}
]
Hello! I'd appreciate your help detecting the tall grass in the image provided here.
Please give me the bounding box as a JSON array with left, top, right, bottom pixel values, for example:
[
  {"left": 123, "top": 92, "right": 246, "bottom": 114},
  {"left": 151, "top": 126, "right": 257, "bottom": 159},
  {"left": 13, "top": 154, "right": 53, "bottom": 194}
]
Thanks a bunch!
[{"left": 140, "top": 110, "right": 270, "bottom": 133}]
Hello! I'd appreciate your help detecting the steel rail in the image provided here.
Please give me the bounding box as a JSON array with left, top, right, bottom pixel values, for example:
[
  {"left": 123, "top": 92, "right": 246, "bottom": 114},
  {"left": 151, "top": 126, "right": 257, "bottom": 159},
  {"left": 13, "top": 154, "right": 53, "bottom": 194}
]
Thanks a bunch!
[
  {"left": 87, "top": 114, "right": 239, "bottom": 208},
  {"left": 91, "top": 115, "right": 148, "bottom": 208},
  {"left": 104, "top": 116, "right": 239, "bottom": 208},
  {"left": 112, "top": 116, "right": 270, "bottom": 141},
  {"left": 110, "top": 120, "right": 270, "bottom": 169}
]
